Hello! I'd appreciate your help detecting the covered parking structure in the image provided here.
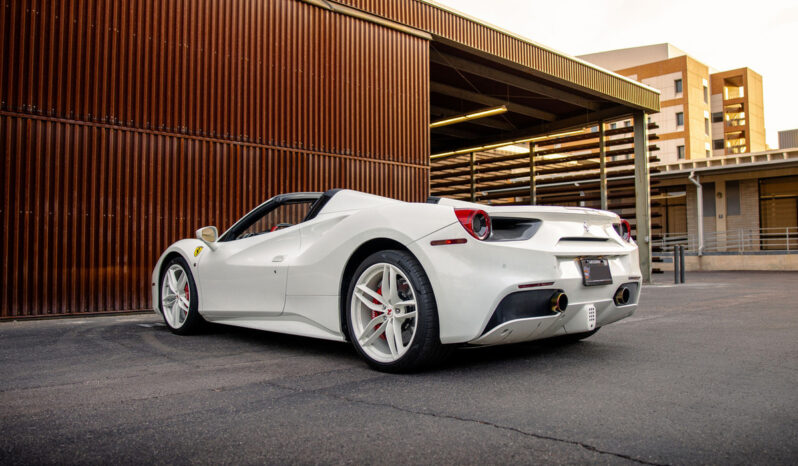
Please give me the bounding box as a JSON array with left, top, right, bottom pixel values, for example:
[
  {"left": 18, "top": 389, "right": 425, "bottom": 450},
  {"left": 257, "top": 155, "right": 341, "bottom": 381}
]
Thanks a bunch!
[{"left": 0, "top": 0, "right": 659, "bottom": 318}]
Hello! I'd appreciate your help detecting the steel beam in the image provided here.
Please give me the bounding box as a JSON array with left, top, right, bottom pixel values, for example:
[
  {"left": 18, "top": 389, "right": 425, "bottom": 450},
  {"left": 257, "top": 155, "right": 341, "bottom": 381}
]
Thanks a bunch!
[
  {"left": 430, "top": 51, "right": 601, "bottom": 111},
  {"left": 633, "top": 112, "right": 652, "bottom": 283},
  {"left": 430, "top": 82, "right": 557, "bottom": 121}
]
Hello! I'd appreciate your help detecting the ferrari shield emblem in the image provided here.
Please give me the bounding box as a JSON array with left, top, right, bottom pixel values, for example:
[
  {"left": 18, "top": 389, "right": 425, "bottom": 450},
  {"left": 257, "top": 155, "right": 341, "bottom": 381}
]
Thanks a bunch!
[{"left": 194, "top": 246, "right": 204, "bottom": 257}]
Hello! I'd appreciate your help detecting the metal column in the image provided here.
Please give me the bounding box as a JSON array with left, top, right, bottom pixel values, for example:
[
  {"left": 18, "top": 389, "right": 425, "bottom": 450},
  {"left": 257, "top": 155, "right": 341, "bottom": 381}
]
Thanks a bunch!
[
  {"left": 469, "top": 152, "right": 476, "bottom": 202},
  {"left": 529, "top": 142, "right": 537, "bottom": 205},
  {"left": 633, "top": 112, "right": 652, "bottom": 283},
  {"left": 599, "top": 121, "right": 607, "bottom": 210}
]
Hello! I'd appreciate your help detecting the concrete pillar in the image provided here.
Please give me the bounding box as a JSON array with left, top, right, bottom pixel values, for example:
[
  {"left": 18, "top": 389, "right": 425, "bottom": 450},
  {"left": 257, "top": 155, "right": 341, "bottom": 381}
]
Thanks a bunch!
[{"left": 634, "top": 112, "right": 652, "bottom": 283}]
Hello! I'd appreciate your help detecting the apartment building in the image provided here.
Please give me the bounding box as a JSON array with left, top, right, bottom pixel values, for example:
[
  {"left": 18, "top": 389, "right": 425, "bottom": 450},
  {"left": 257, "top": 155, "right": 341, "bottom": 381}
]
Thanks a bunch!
[{"left": 579, "top": 44, "right": 766, "bottom": 164}]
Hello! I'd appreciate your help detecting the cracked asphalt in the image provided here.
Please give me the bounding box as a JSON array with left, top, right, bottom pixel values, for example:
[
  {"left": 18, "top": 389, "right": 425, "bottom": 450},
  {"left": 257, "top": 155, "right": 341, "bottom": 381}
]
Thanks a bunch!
[{"left": 1, "top": 271, "right": 797, "bottom": 465}]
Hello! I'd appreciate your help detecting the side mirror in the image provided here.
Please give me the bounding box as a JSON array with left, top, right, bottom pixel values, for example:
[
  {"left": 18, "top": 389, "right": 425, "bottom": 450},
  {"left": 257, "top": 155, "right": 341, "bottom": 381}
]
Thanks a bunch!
[{"left": 196, "top": 226, "right": 218, "bottom": 250}]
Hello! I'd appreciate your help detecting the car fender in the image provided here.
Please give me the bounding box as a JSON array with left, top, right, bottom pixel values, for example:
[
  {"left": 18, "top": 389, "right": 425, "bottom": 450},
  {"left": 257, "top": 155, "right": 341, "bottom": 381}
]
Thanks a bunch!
[{"left": 150, "top": 239, "right": 207, "bottom": 315}]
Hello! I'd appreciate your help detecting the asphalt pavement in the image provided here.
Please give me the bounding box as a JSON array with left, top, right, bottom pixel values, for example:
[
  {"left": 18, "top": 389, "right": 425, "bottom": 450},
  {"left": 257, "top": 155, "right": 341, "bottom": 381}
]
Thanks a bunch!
[{"left": 1, "top": 271, "right": 797, "bottom": 465}]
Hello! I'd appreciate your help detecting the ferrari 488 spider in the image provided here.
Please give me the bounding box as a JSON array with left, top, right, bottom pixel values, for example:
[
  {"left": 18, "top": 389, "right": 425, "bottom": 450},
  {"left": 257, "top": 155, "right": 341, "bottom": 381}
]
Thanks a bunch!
[{"left": 152, "top": 189, "right": 641, "bottom": 371}]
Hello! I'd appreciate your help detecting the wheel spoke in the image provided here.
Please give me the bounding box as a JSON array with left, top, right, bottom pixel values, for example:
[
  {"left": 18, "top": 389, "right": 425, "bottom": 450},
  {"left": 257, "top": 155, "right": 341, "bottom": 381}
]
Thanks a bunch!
[
  {"left": 171, "top": 301, "right": 181, "bottom": 325},
  {"left": 394, "top": 299, "right": 416, "bottom": 308},
  {"left": 167, "top": 269, "right": 179, "bottom": 294},
  {"left": 354, "top": 289, "right": 385, "bottom": 313},
  {"left": 176, "top": 272, "right": 187, "bottom": 290},
  {"left": 384, "top": 319, "right": 398, "bottom": 357},
  {"left": 395, "top": 310, "right": 417, "bottom": 321},
  {"left": 356, "top": 284, "right": 386, "bottom": 307},
  {"left": 358, "top": 315, "right": 387, "bottom": 346},
  {"left": 392, "top": 318, "right": 405, "bottom": 354},
  {"left": 178, "top": 295, "right": 190, "bottom": 311},
  {"left": 162, "top": 293, "right": 177, "bottom": 307}
]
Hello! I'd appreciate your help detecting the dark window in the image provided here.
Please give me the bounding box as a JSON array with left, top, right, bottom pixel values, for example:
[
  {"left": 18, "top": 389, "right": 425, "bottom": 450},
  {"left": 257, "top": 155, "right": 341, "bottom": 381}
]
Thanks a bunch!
[
  {"left": 610, "top": 122, "right": 617, "bottom": 129},
  {"left": 675, "top": 79, "right": 683, "bottom": 93},
  {"left": 705, "top": 117, "right": 710, "bottom": 135},
  {"left": 726, "top": 180, "right": 741, "bottom": 215},
  {"left": 624, "top": 120, "right": 631, "bottom": 127},
  {"left": 677, "top": 145, "right": 685, "bottom": 159},
  {"left": 712, "top": 112, "right": 723, "bottom": 123},
  {"left": 703, "top": 85, "right": 709, "bottom": 103},
  {"left": 713, "top": 139, "right": 724, "bottom": 150},
  {"left": 703, "top": 182, "right": 716, "bottom": 217},
  {"left": 676, "top": 112, "right": 684, "bottom": 126}
]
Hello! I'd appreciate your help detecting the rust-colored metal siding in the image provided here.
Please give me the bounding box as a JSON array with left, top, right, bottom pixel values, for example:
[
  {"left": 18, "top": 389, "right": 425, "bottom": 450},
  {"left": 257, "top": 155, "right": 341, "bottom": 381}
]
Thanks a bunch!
[
  {"left": 0, "top": 0, "right": 429, "bottom": 317},
  {"left": 336, "top": 0, "right": 660, "bottom": 112}
]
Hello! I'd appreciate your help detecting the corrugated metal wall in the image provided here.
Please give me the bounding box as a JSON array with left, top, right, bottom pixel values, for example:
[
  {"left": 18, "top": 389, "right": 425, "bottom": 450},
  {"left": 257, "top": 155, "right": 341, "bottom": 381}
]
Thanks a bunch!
[{"left": 0, "top": 0, "right": 430, "bottom": 317}]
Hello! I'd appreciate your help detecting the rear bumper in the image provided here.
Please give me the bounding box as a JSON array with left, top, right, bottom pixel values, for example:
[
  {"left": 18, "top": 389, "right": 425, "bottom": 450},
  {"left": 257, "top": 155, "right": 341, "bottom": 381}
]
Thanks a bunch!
[{"left": 407, "top": 223, "right": 641, "bottom": 344}]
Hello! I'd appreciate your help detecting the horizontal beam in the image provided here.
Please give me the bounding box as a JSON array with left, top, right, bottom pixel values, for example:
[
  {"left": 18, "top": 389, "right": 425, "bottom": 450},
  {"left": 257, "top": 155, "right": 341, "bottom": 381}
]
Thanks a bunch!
[
  {"left": 430, "top": 105, "right": 515, "bottom": 131},
  {"left": 430, "top": 82, "right": 557, "bottom": 121},
  {"left": 431, "top": 51, "right": 601, "bottom": 111},
  {"left": 432, "top": 105, "right": 635, "bottom": 157}
]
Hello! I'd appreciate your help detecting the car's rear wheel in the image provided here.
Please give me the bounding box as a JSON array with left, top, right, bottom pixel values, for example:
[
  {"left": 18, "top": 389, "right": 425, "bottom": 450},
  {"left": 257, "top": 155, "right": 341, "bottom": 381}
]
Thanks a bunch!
[
  {"left": 346, "top": 250, "right": 450, "bottom": 372},
  {"left": 159, "top": 256, "right": 203, "bottom": 334}
]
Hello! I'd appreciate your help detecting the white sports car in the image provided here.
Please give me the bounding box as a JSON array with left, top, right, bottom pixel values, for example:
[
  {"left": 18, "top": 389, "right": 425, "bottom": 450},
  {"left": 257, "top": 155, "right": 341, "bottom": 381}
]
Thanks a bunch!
[{"left": 152, "top": 189, "right": 641, "bottom": 372}]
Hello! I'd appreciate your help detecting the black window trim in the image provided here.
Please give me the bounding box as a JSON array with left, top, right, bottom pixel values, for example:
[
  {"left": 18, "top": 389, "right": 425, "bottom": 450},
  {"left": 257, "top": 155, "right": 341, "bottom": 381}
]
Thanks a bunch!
[{"left": 218, "top": 192, "right": 326, "bottom": 242}]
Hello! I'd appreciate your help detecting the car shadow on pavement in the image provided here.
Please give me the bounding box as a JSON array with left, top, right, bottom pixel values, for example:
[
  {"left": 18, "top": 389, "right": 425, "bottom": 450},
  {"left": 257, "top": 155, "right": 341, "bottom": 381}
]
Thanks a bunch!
[{"left": 161, "top": 320, "right": 611, "bottom": 373}]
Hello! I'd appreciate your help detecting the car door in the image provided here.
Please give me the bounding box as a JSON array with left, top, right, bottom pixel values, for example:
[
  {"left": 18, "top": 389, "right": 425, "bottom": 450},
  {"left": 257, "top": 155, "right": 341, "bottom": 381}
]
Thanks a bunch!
[{"left": 197, "top": 197, "right": 315, "bottom": 316}]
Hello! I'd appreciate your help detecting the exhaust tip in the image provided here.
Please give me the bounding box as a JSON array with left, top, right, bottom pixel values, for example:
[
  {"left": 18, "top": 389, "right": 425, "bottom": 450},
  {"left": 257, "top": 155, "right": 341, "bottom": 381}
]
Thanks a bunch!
[
  {"left": 614, "top": 286, "right": 631, "bottom": 306},
  {"left": 550, "top": 292, "right": 568, "bottom": 313}
]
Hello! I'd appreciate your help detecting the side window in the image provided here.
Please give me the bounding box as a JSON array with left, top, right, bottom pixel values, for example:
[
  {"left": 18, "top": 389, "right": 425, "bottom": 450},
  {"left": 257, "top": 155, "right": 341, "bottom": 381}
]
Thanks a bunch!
[{"left": 236, "top": 201, "right": 314, "bottom": 240}]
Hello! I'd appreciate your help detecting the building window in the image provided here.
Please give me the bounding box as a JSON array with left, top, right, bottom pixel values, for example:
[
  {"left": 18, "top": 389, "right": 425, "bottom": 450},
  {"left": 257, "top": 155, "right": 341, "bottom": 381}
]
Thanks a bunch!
[
  {"left": 675, "top": 79, "right": 683, "bottom": 93},
  {"left": 703, "top": 85, "right": 709, "bottom": 103},
  {"left": 610, "top": 122, "right": 617, "bottom": 130},
  {"left": 705, "top": 118, "right": 710, "bottom": 135},
  {"left": 713, "top": 139, "right": 724, "bottom": 150},
  {"left": 590, "top": 125, "right": 598, "bottom": 133},
  {"left": 624, "top": 120, "right": 631, "bottom": 128},
  {"left": 726, "top": 180, "right": 741, "bottom": 215},
  {"left": 703, "top": 182, "right": 716, "bottom": 217},
  {"left": 677, "top": 145, "right": 685, "bottom": 159},
  {"left": 706, "top": 149, "right": 711, "bottom": 158},
  {"left": 712, "top": 112, "right": 723, "bottom": 123},
  {"left": 676, "top": 112, "right": 684, "bottom": 126}
]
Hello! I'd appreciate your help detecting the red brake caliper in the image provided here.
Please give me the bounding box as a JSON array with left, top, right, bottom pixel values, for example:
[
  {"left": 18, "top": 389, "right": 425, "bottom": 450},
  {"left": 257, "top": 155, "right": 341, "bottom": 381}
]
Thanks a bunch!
[
  {"left": 371, "top": 286, "right": 387, "bottom": 340},
  {"left": 183, "top": 284, "right": 190, "bottom": 313}
]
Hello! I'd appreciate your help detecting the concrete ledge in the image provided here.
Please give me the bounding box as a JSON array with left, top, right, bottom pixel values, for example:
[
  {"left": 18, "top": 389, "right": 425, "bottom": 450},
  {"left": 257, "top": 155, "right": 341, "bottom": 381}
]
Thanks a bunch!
[{"left": 657, "top": 253, "right": 798, "bottom": 272}]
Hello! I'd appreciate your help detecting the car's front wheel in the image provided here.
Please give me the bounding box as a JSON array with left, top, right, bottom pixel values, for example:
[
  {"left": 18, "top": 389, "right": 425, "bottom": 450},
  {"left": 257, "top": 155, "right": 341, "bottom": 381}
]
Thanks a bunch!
[
  {"left": 159, "top": 256, "right": 203, "bottom": 334},
  {"left": 346, "top": 250, "right": 450, "bottom": 372}
]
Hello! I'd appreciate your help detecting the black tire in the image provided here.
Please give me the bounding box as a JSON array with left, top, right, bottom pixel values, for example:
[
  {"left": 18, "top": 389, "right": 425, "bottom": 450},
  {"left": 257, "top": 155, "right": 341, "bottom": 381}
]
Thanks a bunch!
[
  {"left": 558, "top": 327, "right": 600, "bottom": 343},
  {"left": 345, "top": 250, "right": 451, "bottom": 373},
  {"left": 158, "top": 255, "right": 204, "bottom": 335}
]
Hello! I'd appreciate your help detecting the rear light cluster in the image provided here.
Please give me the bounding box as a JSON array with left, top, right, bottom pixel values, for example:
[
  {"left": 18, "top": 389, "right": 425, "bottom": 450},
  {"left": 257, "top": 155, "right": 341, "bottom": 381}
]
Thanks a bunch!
[
  {"left": 455, "top": 208, "right": 492, "bottom": 240},
  {"left": 613, "top": 219, "right": 632, "bottom": 242}
]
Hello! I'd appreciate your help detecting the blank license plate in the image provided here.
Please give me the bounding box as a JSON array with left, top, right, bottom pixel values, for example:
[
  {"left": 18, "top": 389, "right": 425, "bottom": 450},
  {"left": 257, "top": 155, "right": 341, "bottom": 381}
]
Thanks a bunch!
[{"left": 579, "top": 258, "right": 612, "bottom": 286}]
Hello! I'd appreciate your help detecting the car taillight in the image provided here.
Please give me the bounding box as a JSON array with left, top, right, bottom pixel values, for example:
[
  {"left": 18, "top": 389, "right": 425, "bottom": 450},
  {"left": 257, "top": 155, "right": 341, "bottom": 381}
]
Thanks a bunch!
[
  {"left": 615, "top": 219, "right": 632, "bottom": 242},
  {"left": 455, "top": 208, "right": 492, "bottom": 240}
]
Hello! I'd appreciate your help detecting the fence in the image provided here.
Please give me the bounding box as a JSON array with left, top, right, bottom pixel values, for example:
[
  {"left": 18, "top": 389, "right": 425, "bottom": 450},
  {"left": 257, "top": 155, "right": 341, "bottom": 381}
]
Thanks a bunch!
[{"left": 653, "top": 227, "right": 798, "bottom": 254}]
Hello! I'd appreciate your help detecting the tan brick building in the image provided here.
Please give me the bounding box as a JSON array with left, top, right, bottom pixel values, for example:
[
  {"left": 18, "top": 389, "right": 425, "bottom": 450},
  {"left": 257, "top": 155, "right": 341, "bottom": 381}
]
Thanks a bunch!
[{"left": 579, "top": 44, "right": 766, "bottom": 164}]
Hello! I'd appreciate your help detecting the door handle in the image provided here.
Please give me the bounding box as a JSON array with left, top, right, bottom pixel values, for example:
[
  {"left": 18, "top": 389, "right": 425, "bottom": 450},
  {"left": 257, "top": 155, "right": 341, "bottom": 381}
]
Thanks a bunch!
[{"left": 272, "top": 255, "right": 285, "bottom": 263}]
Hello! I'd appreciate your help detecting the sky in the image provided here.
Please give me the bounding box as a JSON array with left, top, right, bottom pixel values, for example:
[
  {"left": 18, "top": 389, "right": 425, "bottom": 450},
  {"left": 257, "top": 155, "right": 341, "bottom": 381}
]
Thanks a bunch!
[{"left": 435, "top": 0, "right": 798, "bottom": 148}]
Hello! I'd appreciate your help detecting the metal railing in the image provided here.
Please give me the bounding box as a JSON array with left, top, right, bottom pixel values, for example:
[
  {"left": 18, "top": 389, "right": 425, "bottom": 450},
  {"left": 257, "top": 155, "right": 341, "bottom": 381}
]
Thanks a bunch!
[{"left": 653, "top": 227, "right": 798, "bottom": 254}]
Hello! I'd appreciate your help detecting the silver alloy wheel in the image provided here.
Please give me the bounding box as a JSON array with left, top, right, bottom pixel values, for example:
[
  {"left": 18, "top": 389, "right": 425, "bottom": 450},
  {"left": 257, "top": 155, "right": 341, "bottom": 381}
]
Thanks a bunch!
[
  {"left": 161, "top": 264, "right": 191, "bottom": 329},
  {"left": 350, "top": 263, "right": 418, "bottom": 363}
]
